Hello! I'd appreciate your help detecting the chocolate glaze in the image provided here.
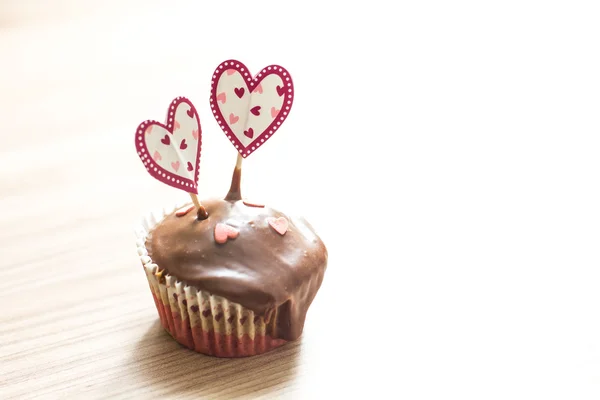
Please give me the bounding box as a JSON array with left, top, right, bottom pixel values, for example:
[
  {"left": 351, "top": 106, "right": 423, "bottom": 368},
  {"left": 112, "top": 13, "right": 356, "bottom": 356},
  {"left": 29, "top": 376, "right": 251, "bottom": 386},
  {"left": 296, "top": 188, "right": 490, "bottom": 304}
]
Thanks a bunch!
[
  {"left": 146, "top": 169, "right": 327, "bottom": 340},
  {"left": 224, "top": 167, "right": 242, "bottom": 201},
  {"left": 196, "top": 204, "right": 209, "bottom": 220}
]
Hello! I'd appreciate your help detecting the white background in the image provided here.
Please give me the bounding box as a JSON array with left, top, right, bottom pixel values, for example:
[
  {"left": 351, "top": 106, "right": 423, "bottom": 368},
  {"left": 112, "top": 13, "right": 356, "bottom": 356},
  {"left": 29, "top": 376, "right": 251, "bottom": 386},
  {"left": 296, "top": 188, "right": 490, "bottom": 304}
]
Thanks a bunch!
[{"left": 1, "top": 0, "right": 599, "bottom": 398}]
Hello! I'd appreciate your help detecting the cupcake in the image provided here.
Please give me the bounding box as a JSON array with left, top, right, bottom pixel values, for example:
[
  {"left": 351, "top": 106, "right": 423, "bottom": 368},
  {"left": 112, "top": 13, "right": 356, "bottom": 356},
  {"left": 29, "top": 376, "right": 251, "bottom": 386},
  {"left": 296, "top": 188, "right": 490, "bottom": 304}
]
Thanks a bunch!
[
  {"left": 134, "top": 60, "right": 326, "bottom": 357},
  {"left": 136, "top": 168, "right": 327, "bottom": 357}
]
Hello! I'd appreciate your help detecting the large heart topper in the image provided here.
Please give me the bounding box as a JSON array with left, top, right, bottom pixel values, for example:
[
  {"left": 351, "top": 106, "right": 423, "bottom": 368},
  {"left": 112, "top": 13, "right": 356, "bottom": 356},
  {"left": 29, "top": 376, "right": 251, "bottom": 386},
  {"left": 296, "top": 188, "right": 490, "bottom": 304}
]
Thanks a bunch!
[
  {"left": 135, "top": 97, "right": 202, "bottom": 194},
  {"left": 210, "top": 60, "right": 294, "bottom": 158}
]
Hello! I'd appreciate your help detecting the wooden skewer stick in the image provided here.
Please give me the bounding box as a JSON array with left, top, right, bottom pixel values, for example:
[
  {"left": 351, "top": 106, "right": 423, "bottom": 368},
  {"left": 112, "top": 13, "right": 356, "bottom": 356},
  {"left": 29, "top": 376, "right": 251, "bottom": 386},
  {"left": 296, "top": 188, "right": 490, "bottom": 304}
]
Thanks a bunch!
[
  {"left": 189, "top": 192, "right": 201, "bottom": 209},
  {"left": 189, "top": 192, "right": 208, "bottom": 220},
  {"left": 225, "top": 153, "right": 244, "bottom": 201}
]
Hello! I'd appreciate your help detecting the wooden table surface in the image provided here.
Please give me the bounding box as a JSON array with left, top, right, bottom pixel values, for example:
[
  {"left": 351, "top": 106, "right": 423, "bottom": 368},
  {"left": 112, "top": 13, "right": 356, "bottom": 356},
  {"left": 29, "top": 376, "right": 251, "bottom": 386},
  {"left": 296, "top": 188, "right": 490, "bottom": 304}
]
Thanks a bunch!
[
  {"left": 2, "top": 1, "right": 600, "bottom": 399},
  {"left": 0, "top": 2, "right": 377, "bottom": 398}
]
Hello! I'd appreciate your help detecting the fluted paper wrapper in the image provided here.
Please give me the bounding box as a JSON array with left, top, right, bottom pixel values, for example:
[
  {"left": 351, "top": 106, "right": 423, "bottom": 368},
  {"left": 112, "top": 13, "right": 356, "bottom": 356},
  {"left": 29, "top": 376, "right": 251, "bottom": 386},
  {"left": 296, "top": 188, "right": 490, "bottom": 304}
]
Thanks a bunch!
[{"left": 135, "top": 203, "right": 287, "bottom": 357}]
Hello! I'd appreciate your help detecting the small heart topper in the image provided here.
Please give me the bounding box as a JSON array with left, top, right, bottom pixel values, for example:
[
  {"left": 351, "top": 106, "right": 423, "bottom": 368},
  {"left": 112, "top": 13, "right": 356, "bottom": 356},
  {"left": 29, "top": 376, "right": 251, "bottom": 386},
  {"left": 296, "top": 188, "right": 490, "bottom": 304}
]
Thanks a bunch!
[
  {"left": 135, "top": 97, "right": 202, "bottom": 194},
  {"left": 210, "top": 60, "right": 294, "bottom": 158}
]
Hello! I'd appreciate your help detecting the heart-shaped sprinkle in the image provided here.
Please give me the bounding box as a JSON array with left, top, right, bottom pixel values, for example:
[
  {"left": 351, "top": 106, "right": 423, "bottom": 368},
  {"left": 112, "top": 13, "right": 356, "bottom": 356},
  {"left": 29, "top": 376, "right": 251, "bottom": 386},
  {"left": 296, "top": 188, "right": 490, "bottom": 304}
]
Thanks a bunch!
[
  {"left": 234, "top": 87, "right": 245, "bottom": 98},
  {"left": 187, "top": 161, "right": 193, "bottom": 171},
  {"left": 153, "top": 150, "right": 162, "bottom": 161},
  {"left": 145, "top": 126, "right": 153, "bottom": 135},
  {"left": 250, "top": 106, "right": 261, "bottom": 116},
  {"left": 267, "top": 217, "right": 288, "bottom": 235},
  {"left": 161, "top": 134, "right": 170, "bottom": 145},
  {"left": 171, "top": 161, "right": 180, "bottom": 172},
  {"left": 174, "top": 121, "right": 181, "bottom": 130},
  {"left": 229, "top": 113, "right": 239, "bottom": 124},
  {"left": 175, "top": 205, "right": 194, "bottom": 217},
  {"left": 226, "top": 69, "right": 236, "bottom": 76},
  {"left": 276, "top": 85, "right": 285, "bottom": 96},
  {"left": 192, "top": 129, "right": 199, "bottom": 140},
  {"left": 244, "top": 128, "right": 254, "bottom": 139},
  {"left": 214, "top": 223, "right": 240, "bottom": 244},
  {"left": 217, "top": 92, "right": 227, "bottom": 104},
  {"left": 186, "top": 108, "right": 194, "bottom": 118},
  {"left": 243, "top": 200, "right": 264, "bottom": 208},
  {"left": 271, "top": 107, "right": 280, "bottom": 118},
  {"left": 180, "top": 139, "right": 187, "bottom": 150},
  {"left": 252, "top": 84, "right": 263, "bottom": 94}
]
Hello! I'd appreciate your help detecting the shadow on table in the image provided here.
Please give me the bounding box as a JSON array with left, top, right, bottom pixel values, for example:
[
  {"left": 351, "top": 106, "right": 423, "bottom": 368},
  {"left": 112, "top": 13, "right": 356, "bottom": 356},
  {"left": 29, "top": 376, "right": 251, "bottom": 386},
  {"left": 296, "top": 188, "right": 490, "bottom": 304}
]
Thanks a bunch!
[{"left": 130, "top": 320, "right": 301, "bottom": 398}]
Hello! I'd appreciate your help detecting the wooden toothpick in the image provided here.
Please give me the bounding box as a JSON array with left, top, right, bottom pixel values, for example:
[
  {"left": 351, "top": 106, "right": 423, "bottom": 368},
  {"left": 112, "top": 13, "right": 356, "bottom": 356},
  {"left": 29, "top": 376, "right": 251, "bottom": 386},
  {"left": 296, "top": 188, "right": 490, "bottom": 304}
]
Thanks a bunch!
[
  {"left": 189, "top": 193, "right": 201, "bottom": 209},
  {"left": 225, "top": 153, "right": 244, "bottom": 201}
]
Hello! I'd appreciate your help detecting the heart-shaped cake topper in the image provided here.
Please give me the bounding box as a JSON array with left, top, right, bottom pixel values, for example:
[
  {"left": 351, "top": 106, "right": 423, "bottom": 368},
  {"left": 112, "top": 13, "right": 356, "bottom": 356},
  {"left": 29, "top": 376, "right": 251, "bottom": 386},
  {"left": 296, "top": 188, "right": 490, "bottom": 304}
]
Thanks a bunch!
[
  {"left": 135, "top": 97, "right": 202, "bottom": 194},
  {"left": 210, "top": 59, "right": 294, "bottom": 158}
]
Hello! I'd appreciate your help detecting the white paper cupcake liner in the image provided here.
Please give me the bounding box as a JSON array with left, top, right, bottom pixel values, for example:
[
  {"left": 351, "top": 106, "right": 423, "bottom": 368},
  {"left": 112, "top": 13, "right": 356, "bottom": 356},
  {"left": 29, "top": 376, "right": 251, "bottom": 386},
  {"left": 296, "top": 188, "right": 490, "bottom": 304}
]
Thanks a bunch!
[{"left": 135, "top": 203, "right": 286, "bottom": 357}]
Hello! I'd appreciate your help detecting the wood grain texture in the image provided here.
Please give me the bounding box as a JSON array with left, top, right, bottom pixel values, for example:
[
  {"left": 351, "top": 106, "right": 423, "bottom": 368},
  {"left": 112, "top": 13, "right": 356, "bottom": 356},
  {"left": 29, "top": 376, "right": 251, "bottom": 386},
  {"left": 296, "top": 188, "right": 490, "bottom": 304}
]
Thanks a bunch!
[
  {"left": 0, "top": 2, "right": 360, "bottom": 398},
  {"left": 4, "top": 1, "right": 600, "bottom": 399}
]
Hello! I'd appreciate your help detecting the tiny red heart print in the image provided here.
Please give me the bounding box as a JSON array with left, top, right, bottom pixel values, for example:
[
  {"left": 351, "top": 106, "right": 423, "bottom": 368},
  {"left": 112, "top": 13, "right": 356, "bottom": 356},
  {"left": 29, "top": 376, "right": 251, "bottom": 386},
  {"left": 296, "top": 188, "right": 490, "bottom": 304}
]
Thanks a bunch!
[
  {"left": 209, "top": 59, "right": 294, "bottom": 158},
  {"left": 135, "top": 97, "right": 202, "bottom": 194}
]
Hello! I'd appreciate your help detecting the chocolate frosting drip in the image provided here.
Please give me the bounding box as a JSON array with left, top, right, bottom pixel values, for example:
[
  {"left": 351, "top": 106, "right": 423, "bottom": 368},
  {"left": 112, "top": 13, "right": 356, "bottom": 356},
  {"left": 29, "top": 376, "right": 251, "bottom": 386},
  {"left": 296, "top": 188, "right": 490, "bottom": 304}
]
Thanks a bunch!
[
  {"left": 146, "top": 197, "right": 328, "bottom": 341},
  {"left": 224, "top": 167, "right": 242, "bottom": 201}
]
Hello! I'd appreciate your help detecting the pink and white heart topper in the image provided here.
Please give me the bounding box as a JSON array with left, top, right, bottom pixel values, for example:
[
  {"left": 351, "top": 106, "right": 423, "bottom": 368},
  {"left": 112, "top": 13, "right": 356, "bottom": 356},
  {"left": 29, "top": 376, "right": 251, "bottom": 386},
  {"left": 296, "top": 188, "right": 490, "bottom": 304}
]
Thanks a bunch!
[
  {"left": 210, "top": 59, "right": 294, "bottom": 158},
  {"left": 135, "top": 97, "right": 202, "bottom": 194}
]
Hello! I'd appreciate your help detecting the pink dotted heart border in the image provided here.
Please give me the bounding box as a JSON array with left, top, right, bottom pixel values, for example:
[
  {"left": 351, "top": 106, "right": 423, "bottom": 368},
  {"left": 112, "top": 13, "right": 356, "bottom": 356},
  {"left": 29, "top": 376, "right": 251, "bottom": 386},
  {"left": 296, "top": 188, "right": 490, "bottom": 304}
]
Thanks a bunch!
[{"left": 209, "top": 59, "right": 294, "bottom": 158}]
